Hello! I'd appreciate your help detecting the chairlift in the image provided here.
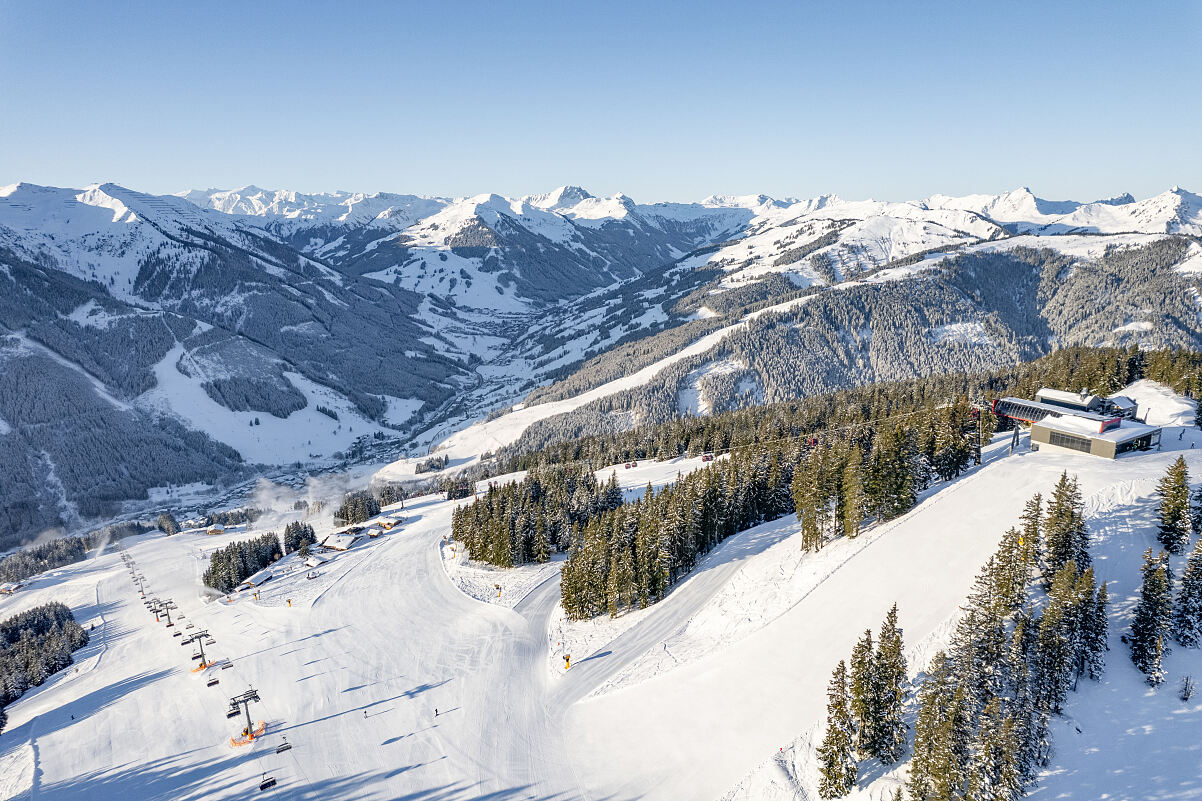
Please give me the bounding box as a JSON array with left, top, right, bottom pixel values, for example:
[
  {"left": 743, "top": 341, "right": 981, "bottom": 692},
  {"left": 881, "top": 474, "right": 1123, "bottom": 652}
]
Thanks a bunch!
[
  {"left": 185, "top": 623, "right": 195, "bottom": 629},
  {"left": 259, "top": 773, "right": 277, "bottom": 791},
  {"left": 207, "top": 676, "right": 220, "bottom": 687},
  {"left": 205, "top": 638, "right": 216, "bottom": 646},
  {"left": 226, "top": 708, "right": 240, "bottom": 719},
  {"left": 275, "top": 738, "right": 292, "bottom": 754},
  {"left": 221, "top": 662, "right": 234, "bottom": 669},
  {"left": 191, "top": 652, "right": 203, "bottom": 660},
  {"left": 172, "top": 631, "right": 182, "bottom": 637}
]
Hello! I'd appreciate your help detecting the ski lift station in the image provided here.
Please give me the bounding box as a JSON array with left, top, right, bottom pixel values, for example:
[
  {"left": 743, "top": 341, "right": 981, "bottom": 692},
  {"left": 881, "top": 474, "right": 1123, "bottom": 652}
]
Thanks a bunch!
[{"left": 992, "top": 387, "right": 1161, "bottom": 459}]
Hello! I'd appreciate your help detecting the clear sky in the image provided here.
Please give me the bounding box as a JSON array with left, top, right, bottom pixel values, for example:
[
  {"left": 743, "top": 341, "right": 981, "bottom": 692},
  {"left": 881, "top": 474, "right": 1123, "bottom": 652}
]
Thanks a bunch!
[{"left": 1, "top": 0, "right": 1198, "bottom": 203}]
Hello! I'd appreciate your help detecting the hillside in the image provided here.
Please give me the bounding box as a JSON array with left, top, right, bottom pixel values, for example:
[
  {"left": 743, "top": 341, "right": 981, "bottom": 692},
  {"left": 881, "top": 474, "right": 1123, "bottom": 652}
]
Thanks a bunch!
[
  {"left": 1, "top": 379, "right": 1199, "bottom": 801},
  {"left": 4, "top": 181, "right": 1202, "bottom": 547}
]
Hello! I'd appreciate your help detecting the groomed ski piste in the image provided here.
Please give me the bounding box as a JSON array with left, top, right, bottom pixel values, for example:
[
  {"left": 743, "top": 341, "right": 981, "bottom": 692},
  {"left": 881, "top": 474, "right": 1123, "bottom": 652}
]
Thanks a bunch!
[{"left": 2, "top": 381, "right": 1201, "bottom": 800}]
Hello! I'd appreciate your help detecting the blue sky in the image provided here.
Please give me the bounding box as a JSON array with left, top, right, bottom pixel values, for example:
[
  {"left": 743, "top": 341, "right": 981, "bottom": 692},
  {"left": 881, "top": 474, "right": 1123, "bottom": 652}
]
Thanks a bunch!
[{"left": 1, "top": 1, "right": 1198, "bottom": 202}]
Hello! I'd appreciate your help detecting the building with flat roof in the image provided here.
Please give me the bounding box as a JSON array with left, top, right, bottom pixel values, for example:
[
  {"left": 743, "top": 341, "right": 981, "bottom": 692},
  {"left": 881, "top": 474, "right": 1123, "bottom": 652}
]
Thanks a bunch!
[{"left": 1030, "top": 413, "right": 1160, "bottom": 459}]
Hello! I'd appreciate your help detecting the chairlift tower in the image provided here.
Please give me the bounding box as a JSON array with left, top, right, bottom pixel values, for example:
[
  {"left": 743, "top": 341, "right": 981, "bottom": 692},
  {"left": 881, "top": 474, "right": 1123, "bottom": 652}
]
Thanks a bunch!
[
  {"left": 227, "top": 688, "right": 262, "bottom": 740},
  {"left": 184, "top": 630, "right": 212, "bottom": 668},
  {"left": 161, "top": 600, "right": 178, "bottom": 627}
]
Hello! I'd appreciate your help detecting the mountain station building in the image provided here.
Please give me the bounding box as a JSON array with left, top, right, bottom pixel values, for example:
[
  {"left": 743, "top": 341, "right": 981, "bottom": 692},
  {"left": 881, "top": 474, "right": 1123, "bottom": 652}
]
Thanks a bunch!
[{"left": 992, "top": 388, "right": 1161, "bottom": 459}]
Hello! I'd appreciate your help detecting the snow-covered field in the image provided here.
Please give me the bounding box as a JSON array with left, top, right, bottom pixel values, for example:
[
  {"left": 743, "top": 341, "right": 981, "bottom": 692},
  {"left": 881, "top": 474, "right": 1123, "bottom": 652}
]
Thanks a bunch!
[{"left": 4, "top": 381, "right": 1202, "bottom": 801}]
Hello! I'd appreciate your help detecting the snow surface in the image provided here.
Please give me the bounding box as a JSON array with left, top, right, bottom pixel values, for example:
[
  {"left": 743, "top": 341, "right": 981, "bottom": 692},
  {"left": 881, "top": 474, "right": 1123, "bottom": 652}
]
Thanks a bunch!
[{"left": 4, "top": 383, "right": 1202, "bottom": 801}]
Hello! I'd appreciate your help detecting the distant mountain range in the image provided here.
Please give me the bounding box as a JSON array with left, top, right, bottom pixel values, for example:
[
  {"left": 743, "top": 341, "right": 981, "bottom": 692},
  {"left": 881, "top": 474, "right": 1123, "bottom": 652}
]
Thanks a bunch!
[{"left": 2, "top": 180, "right": 1200, "bottom": 544}]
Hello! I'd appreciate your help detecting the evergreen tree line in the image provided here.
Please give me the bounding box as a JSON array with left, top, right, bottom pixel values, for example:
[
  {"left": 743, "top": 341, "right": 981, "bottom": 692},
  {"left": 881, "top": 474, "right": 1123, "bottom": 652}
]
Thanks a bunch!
[
  {"left": 496, "top": 346, "right": 1192, "bottom": 475},
  {"left": 374, "top": 483, "right": 407, "bottom": 507},
  {"left": 911, "top": 476, "right": 1104, "bottom": 801},
  {"left": 203, "top": 507, "right": 262, "bottom": 527},
  {"left": 819, "top": 474, "right": 1108, "bottom": 799},
  {"left": 558, "top": 401, "right": 984, "bottom": 620},
  {"left": 202, "top": 533, "right": 282, "bottom": 593},
  {"left": 283, "top": 521, "right": 317, "bottom": 555},
  {"left": 0, "top": 602, "right": 89, "bottom": 733},
  {"left": 0, "top": 537, "right": 88, "bottom": 584},
  {"left": 451, "top": 466, "right": 625, "bottom": 569},
  {"left": 334, "top": 491, "right": 380, "bottom": 525},
  {"left": 1129, "top": 456, "right": 1202, "bottom": 685},
  {"left": 817, "top": 605, "right": 909, "bottom": 797}
]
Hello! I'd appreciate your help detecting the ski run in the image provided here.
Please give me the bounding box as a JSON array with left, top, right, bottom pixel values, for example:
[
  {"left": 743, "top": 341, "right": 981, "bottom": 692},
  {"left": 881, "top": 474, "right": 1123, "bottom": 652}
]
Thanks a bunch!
[{"left": 2, "top": 380, "right": 1202, "bottom": 800}]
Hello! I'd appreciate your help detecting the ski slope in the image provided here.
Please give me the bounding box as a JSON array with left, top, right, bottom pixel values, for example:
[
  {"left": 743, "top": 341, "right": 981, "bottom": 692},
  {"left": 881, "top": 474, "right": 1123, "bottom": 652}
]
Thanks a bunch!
[{"left": 3, "top": 382, "right": 1202, "bottom": 801}]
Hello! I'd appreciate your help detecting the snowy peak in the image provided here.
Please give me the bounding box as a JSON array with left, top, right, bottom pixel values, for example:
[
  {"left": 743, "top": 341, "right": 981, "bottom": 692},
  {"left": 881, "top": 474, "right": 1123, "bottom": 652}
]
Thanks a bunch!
[
  {"left": 525, "top": 185, "right": 596, "bottom": 211},
  {"left": 177, "top": 186, "right": 450, "bottom": 230}
]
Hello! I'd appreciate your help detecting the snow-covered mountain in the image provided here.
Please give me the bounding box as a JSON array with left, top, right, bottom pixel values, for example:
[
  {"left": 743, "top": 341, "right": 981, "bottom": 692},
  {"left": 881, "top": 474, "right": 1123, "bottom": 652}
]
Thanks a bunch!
[{"left": 3, "top": 180, "right": 1201, "bottom": 545}]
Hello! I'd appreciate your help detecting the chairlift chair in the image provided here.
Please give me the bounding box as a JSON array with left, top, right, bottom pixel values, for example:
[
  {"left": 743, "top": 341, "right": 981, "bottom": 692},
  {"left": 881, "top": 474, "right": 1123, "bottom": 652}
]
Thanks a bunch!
[
  {"left": 275, "top": 738, "right": 292, "bottom": 753},
  {"left": 207, "top": 676, "right": 219, "bottom": 687},
  {"left": 225, "top": 708, "right": 240, "bottom": 719},
  {"left": 205, "top": 638, "right": 216, "bottom": 645},
  {"left": 191, "top": 652, "right": 202, "bottom": 660},
  {"left": 172, "top": 631, "right": 182, "bottom": 637},
  {"left": 259, "top": 773, "right": 277, "bottom": 791}
]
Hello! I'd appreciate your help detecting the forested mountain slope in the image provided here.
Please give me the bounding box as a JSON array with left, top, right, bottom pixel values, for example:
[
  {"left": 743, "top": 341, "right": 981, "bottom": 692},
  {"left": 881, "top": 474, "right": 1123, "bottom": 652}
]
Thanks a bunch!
[{"left": 5, "top": 180, "right": 1201, "bottom": 548}]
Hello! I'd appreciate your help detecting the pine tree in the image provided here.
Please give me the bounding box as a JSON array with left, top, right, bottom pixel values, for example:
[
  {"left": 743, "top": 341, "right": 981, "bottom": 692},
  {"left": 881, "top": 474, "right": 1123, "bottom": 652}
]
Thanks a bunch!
[
  {"left": 1156, "top": 456, "right": 1192, "bottom": 555},
  {"left": 841, "top": 455, "right": 864, "bottom": 539},
  {"left": 872, "top": 604, "right": 908, "bottom": 764},
  {"left": 848, "top": 629, "right": 875, "bottom": 758},
  {"left": 817, "top": 660, "right": 857, "bottom": 799},
  {"left": 1131, "top": 548, "right": 1173, "bottom": 685},
  {"left": 968, "top": 697, "right": 1022, "bottom": 801},
  {"left": 1042, "top": 472, "right": 1089, "bottom": 580},
  {"left": 1033, "top": 562, "right": 1078, "bottom": 713},
  {"left": 1019, "top": 493, "right": 1042, "bottom": 566},
  {"left": 1084, "top": 581, "right": 1109, "bottom": 680},
  {"left": 532, "top": 517, "right": 550, "bottom": 563},
  {"left": 1191, "top": 484, "right": 1202, "bottom": 538},
  {"left": 1173, "top": 537, "right": 1202, "bottom": 647}
]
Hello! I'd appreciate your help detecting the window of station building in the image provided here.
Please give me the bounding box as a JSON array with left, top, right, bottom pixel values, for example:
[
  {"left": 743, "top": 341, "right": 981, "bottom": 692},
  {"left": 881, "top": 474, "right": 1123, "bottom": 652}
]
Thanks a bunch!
[{"left": 1048, "top": 430, "right": 1092, "bottom": 453}]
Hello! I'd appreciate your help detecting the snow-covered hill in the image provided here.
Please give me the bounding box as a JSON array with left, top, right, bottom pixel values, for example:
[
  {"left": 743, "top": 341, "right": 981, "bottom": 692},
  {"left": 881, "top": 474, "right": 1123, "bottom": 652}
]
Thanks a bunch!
[
  {"left": 3, "top": 381, "right": 1202, "bottom": 801},
  {"left": 4, "top": 179, "right": 1202, "bottom": 547}
]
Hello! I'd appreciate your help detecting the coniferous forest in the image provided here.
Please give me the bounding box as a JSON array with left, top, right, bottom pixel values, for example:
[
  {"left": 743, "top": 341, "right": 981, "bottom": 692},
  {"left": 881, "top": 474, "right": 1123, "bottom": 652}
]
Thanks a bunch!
[
  {"left": 451, "top": 466, "right": 625, "bottom": 568},
  {"left": 201, "top": 533, "right": 282, "bottom": 593},
  {"left": 0, "top": 602, "right": 89, "bottom": 732}
]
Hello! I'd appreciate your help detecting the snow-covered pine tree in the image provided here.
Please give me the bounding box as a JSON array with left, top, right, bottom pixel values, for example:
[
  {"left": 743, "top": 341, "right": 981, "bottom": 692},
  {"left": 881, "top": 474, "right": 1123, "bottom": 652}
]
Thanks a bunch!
[
  {"left": 1173, "top": 537, "right": 1202, "bottom": 647},
  {"left": 1130, "top": 548, "right": 1173, "bottom": 685},
  {"left": 816, "top": 659, "right": 857, "bottom": 799},
  {"left": 1033, "top": 562, "right": 1078, "bottom": 713},
  {"left": 906, "top": 651, "right": 951, "bottom": 800},
  {"left": 848, "top": 629, "right": 875, "bottom": 758},
  {"left": 841, "top": 455, "right": 864, "bottom": 539},
  {"left": 1042, "top": 472, "right": 1089, "bottom": 581},
  {"left": 533, "top": 516, "right": 550, "bottom": 564},
  {"left": 967, "top": 697, "right": 1022, "bottom": 801},
  {"left": 872, "top": 603, "right": 908, "bottom": 764},
  {"left": 1084, "top": 580, "right": 1109, "bottom": 680},
  {"left": 1019, "top": 492, "right": 1042, "bottom": 569},
  {"left": 1156, "top": 456, "right": 1192, "bottom": 555},
  {"left": 1192, "top": 485, "right": 1202, "bottom": 538}
]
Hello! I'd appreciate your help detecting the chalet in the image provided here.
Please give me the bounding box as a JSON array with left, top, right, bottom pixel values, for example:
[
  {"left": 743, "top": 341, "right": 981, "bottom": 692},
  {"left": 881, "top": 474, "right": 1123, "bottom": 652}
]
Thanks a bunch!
[
  {"left": 321, "top": 532, "right": 360, "bottom": 551},
  {"left": 237, "top": 567, "right": 275, "bottom": 590},
  {"left": 206, "top": 525, "right": 225, "bottom": 536},
  {"left": 0, "top": 582, "right": 21, "bottom": 595}
]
